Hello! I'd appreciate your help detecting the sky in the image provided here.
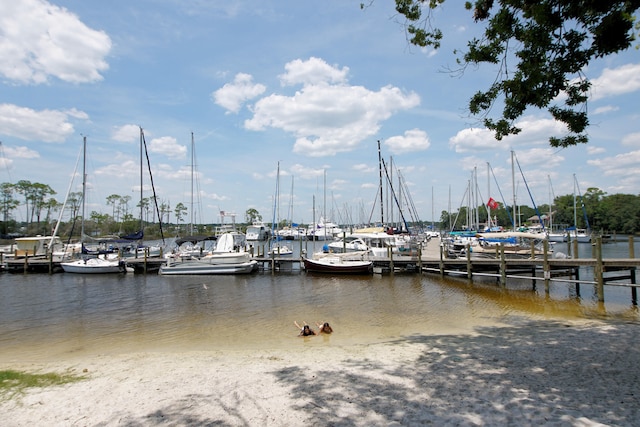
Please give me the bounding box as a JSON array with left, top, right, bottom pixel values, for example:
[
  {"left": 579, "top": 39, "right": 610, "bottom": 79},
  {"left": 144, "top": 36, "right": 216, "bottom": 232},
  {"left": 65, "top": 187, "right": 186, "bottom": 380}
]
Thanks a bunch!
[{"left": 1, "top": 0, "right": 639, "bottom": 228}]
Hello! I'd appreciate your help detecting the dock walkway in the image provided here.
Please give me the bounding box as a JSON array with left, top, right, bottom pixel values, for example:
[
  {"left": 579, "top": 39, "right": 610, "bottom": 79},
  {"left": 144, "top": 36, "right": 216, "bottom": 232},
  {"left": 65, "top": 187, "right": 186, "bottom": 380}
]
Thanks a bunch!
[{"left": 2, "top": 237, "right": 638, "bottom": 304}]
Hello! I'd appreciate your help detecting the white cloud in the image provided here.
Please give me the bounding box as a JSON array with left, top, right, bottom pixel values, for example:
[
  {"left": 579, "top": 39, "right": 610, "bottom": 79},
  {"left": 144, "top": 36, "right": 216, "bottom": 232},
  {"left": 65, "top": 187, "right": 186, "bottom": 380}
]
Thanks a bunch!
[
  {"left": 449, "top": 117, "right": 568, "bottom": 153},
  {"left": 590, "top": 63, "right": 640, "bottom": 101},
  {"left": 112, "top": 124, "right": 141, "bottom": 143},
  {"left": 148, "top": 136, "right": 187, "bottom": 159},
  {"left": 244, "top": 58, "right": 420, "bottom": 157},
  {"left": 279, "top": 57, "right": 349, "bottom": 86},
  {"left": 212, "top": 73, "right": 266, "bottom": 113},
  {"left": 3, "top": 145, "right": 39, "bottom": 159},
  {"left": 0, "top": 103, "right": 83, "bottom": 142},
  {"left": 592, "top": 105, "right": 619, "bottom": 115},
  {"left": 0, "top": 144, "right": 39, "bottom": 170},
  {"left": 587, "top": 146, "right": 606, "bottom": 155},
  {"left": 449, "top": 127, "right": 501, "bottom": 153},
  {"left": 587, "top": 150, "right": 640, "bottom": 177},
  {"left": 0, "top": 0, "right": 111, "bottom": 84},
  {"left": 513, "top": 147, "right": 565, "bottom": 171},
  {"left": 352, "top": 163, "right": 375, "bottom": 174},
  {"left": 289, "top": 164, "right": 327, "bottom": 180},
  {"left": 621, "top": 132, "right": 640, "bottom": 147},
  {"left": 385, "top": 129, "right": 431, "bottom": 154}
]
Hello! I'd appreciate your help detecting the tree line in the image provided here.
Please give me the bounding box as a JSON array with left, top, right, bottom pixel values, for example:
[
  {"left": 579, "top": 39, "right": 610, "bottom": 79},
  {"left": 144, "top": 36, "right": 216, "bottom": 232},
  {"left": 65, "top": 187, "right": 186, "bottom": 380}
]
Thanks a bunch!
[
  {"left": 440, "top": 187, "right": 640, "bottom": 235},
  {"left": 0, "top": 180, "right": 193, "bottom": 239},
  {"left": 3, "top": 180, "right": 639, "bottom": 239}
]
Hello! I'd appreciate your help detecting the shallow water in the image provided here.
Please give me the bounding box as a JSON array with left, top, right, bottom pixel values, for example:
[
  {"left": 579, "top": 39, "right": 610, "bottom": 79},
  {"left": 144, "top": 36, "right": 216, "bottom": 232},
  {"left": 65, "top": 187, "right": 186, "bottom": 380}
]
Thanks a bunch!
[{"left": 1, "top": 238, "right": 638, "bottom": 362}]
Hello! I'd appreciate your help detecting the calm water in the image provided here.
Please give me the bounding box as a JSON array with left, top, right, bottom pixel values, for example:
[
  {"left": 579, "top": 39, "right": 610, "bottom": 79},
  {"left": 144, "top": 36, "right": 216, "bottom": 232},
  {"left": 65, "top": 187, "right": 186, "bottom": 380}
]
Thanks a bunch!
[{"left": 1, "top": 238, "right": 638, "bottom": 363}]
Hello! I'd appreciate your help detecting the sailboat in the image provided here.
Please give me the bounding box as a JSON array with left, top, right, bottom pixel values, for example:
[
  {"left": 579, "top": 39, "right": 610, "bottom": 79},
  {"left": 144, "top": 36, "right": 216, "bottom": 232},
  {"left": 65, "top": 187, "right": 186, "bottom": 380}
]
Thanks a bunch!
[
  {"left": 61, "top": 136, "right": 126, "bottom": 273},
  {"left": 565, "top": 174, "right": 591, "bottom": 243},
  {"left": 268, "top": 162, "right": 292, "bottom": 256},
  {"left": 546, "top": 175, "right": 566, "bottom": 242},
  {"left": 130, "top": 127, "right": 165, "bottom": 257}
]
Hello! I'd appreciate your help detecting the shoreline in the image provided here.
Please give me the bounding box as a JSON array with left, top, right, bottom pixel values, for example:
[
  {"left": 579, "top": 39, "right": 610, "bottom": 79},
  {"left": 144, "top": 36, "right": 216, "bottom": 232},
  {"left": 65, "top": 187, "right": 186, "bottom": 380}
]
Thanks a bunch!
[{"left": 2, "top": 318, "right": 639, "bottom": 426}]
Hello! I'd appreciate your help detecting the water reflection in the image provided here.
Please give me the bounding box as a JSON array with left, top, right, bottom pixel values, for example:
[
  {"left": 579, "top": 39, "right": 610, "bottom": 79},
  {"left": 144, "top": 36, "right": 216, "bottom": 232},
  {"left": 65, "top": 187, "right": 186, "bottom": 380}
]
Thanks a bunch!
[{"left": 1, "top": 239, "right": 638, "bottom": 362}]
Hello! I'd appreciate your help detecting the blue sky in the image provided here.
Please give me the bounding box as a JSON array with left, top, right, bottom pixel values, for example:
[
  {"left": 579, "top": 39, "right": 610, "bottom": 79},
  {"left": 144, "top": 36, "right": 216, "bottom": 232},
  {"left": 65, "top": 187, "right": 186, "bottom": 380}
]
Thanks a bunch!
[{"left": 1, "top": 0, "right": 639, "bottom": 227}]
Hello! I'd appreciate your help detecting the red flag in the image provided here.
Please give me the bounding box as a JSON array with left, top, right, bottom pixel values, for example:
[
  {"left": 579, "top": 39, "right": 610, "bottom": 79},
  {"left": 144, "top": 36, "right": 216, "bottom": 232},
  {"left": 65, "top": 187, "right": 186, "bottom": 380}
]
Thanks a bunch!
[{"left": 487, "top": 197, "right": 498, "bottom": 209}]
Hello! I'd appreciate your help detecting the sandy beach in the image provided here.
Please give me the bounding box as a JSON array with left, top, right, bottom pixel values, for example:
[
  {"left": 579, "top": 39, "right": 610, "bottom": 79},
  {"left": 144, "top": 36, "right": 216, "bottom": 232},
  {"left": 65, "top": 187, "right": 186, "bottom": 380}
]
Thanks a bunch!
[{"left": 2, "top": 319, "right": 639, "bottom": 426}]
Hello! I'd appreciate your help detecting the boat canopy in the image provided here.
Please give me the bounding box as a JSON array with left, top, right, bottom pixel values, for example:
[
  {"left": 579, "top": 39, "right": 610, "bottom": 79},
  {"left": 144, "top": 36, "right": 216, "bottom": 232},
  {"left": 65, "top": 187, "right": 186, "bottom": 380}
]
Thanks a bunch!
[{"left": 174, "top": 235, "right": 217, "bottom": 245}]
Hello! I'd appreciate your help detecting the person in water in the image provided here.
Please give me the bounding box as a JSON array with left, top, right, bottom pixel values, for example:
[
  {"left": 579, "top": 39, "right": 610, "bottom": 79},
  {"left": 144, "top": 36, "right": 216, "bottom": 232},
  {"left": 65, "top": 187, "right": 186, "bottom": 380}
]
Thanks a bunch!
[
  {"left": 294, "top": 321, "right": 316, "bottom": 336},
  {"left": 316, "top": 322, "right": 333, "bottom": 334}
]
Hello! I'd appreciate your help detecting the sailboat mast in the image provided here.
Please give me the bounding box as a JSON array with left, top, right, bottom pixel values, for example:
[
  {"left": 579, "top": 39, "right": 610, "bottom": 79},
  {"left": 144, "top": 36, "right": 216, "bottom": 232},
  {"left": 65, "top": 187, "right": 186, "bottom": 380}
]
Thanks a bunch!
[
  {"left": 511, "top": 150, "right": 516, "bottom": 231},
  {"left": 486, "top": 162, "right": 491, "bottom": 229},
  {"left": 190, "top": 132, "right": 194, "bottom": 235},
  {"left": 81, "top": 135, "right": 86, "bottom": 241},
  {"left": 272, "top": 161, "right": 280, "bottom": 236},
  {"left": 139, "top": 127, "right": 144, "bottom": 232},
  {"left": 323, "top": 168, "right": 327, "bottom": 239},
  {"left": 573, "top": 173, "right": 577, "bottom": 229},
  {"left": 548, "top": 175, "right": 553, "bottom": 230},
  {"left": 377, "top": 140, "right": 384, "bottom": 226}
]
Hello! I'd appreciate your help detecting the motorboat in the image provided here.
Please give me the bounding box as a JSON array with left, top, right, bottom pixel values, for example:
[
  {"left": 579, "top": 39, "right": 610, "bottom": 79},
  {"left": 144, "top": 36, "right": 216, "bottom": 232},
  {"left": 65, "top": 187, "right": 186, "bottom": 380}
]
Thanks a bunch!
[
  {"left": 325, "top": 236, "right": 369, "bottom": 253},
  {"left": 268, "top": 243, "right": 293, "bottom": 256},
  {"left": 565, "top": 227, "right": 591, "bottom": 243},
  {"left": 306, "top": 218, "right": 343, "bottom": 241},
  {"left": 469, "top": 231, "right": 552, "bottom": 259},
  {"left": 10, "top": 236, "right": 65, "bottom": 258},
  {"left": 159, "top": 232, "right": 255, "bottom": 275},
  {"left": 246, "top": 222, "right": 270, "bottom": 241},
  {"left": 169, "top": 235, "right": 217, "bottom": 259},
  {"left": 159, "top": 259, "right": 257, "bottom": 275}
]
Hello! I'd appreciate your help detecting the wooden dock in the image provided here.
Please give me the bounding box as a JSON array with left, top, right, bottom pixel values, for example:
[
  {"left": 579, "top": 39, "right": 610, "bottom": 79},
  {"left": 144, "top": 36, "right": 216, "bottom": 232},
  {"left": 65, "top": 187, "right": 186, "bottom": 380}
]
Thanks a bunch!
[{"left": 2, "top": 237, "right": 638, "bottom": 304}]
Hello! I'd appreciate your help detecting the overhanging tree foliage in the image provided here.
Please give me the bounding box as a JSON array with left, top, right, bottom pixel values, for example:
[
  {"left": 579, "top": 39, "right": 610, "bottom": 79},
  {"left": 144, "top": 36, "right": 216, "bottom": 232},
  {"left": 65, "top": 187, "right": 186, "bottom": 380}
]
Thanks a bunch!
[{"left": 384, "top": 0, "right": 640, "bottom": 147}]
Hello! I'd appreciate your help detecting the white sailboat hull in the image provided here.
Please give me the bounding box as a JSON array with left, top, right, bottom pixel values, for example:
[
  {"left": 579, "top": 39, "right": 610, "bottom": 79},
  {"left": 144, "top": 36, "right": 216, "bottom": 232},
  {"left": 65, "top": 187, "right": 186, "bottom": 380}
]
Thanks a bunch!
[{"left": 61, "top": 257, "right": 126, "bottom": 274}]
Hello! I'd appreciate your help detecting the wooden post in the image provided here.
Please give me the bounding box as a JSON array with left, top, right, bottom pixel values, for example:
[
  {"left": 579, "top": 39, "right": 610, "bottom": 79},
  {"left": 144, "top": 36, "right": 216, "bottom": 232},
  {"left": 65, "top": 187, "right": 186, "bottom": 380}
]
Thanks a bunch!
[
  {"left": 439, "top": 244, "right": 444, "bottom": 277},
  {"left": 572, "top": 239, "right": 578, "bottom": 259},
  {"left": 530, "top": 240, "right": 535, "bottom": 259},
  {"left": 630, "top": 236, "right": 637, "bottom": 305},
  {"left": 595, "top": 236, "right": 604, "bottom": 302},
  {"left": 543, "top": 239, "right": 550, "bottom": 294},
  {"left": 49, "top": 252, "right": 53, "bottom": 275},
  {"left": 500, "top": 243, "right": 506, "bottom": 287},
  {"left": 466, "top": 244, "right": 472, "bottom": 281},
  {"left": 271, "top": 247, "right": 275, "bottom": 274},
  {"left": 631, "top": 267, "right": 637, "bottom": 306},
  {"left": 389, "top": 246, "right": 394, "bottom": 274},
  {"left": 418, "top": 245, "right": 423, "bottom": 272}
]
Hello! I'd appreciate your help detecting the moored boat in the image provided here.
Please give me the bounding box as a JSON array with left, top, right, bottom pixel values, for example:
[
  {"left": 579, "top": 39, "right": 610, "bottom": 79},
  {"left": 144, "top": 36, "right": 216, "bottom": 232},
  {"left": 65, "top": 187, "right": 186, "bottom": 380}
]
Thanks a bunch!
[
  {"left": 246, "top": 222, "right": 270, "bottom": 241},
  {"left": 159, "top": 259, "right": 258, "bottom": 275},
  {"left": 302, "top": 251, "right": 373, "bottom": 274},
  {"left": 61, "top": 257, "right": 127, "bottom": 274}
]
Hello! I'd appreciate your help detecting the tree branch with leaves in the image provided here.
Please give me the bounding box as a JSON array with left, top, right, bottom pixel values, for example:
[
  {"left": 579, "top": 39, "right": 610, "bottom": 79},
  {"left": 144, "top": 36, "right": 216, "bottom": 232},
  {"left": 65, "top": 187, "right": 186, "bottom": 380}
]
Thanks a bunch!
[{"left": 386, "top": 0, "right": 639, "bottom": 147}]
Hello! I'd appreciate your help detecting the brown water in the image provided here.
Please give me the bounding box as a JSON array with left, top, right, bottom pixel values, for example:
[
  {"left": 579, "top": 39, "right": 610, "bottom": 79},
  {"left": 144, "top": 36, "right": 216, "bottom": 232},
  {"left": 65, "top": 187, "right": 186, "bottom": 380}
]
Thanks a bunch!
[{"left": 1, "top": 239, "right": 638, "bottom": 363}]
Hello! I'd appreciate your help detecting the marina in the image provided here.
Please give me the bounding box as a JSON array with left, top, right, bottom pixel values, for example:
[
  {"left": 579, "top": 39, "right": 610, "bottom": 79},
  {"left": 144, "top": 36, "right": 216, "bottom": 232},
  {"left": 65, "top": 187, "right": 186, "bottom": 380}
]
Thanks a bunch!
[{"left": 2, "top": 235, "right": 639, "bottom": 304}]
